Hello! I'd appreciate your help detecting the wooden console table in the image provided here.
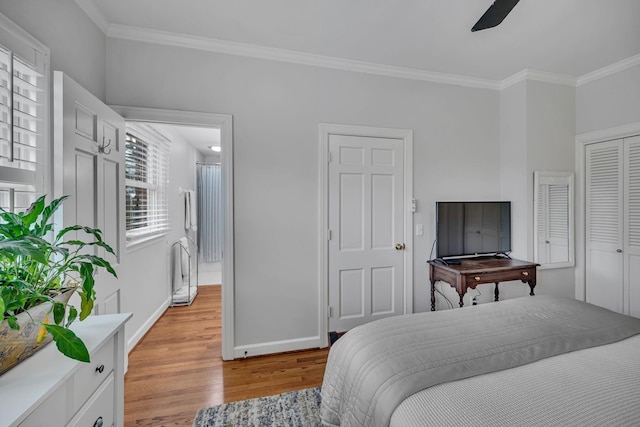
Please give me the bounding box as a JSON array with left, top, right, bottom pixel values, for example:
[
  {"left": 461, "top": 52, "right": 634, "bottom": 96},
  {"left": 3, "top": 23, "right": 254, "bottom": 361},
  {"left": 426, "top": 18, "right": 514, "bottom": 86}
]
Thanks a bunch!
[{"left": 427, "top": 257, "right": 539, "bottom": 310}]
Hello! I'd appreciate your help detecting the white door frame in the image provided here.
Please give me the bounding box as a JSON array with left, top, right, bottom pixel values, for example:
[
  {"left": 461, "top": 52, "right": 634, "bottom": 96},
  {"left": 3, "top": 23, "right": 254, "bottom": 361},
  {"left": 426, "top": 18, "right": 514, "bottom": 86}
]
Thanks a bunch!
[
  {"left": 319, "top": 123, "right": 413, "bottom": 347},
  {"left": 110, "top": 106, "right": 235, "bottom": 361},
  {"left": 575, "top": 121, "right": 640, "bottom": 303}
]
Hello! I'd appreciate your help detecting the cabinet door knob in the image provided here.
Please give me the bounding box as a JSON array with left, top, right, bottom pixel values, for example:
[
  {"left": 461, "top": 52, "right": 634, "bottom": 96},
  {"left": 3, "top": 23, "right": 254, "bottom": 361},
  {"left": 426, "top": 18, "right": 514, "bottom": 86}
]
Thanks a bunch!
[
  {"left": 474, "top": 276, "right": 481, "bottom": 281},
  {"left": 93, "top": 416, "right": 104, "bottom": 427},
  {"left": 522, "top": 271, "right": 529, "bottom": 276},
  {"left": 96, "top": 364, "right": 105, "bottom": 374}
]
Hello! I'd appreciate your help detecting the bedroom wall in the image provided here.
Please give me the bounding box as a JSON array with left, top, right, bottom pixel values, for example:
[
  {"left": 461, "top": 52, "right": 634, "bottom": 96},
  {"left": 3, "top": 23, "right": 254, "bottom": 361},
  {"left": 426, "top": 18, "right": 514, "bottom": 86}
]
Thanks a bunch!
[
  {"left": 0, "top": 0, "right": 106, "bottom": 101},
  {"left": 576, "top": 63, "right": 640, "bottom": 135},
  {"left": 497, "top": 79, "right": 576, "bottom": 303},
  {"left": 105, "top": 38, "right": 502, "bottom": 350}
]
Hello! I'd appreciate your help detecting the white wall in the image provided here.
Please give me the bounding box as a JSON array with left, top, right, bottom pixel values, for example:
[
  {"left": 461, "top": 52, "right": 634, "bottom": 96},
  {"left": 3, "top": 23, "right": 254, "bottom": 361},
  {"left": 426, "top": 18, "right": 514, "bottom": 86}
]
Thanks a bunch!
[
  {"left": 576, "top": 64, "right": 640, "bottom": 135},
  {"left": 0, "top": 0, "right": 107, "bottom": 101},
  {"left": 105, "top": 38, "right": 502, "bottom": 350},
  {"left": 497, "top": 79, "right": 576, "bottom": 303}
]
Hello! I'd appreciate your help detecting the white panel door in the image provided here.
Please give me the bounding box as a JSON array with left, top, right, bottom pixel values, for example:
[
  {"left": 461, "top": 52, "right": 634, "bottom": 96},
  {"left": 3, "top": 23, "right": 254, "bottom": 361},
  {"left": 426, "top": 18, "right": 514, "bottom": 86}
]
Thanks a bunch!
[
  {"left": 585, "top": 139, "right": 624, "bottom": 313},
  {"left": 328, "top": 135, "right": 405, "bottom": 332},
  {"left": 53, "top": 72, "right": 125, "bottom": 315},
  {"left": 625, "top": 136, "right": 640, "bottom": 317}
]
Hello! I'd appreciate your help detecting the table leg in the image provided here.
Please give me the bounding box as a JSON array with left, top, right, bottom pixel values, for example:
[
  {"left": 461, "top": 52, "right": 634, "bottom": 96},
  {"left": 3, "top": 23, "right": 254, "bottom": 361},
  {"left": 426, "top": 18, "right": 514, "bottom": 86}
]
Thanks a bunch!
[
  {"left": 494, "top": 282, "right": 500, "bottom": 301},
  {"left": 529, "top": 280, "right": 536, "bottom": 296},
  {"left": 430, "top": 280, "right": 436, "bottom": 311},
  {"left": 458, "top": 292, "right": 464, "bottom": 308}
]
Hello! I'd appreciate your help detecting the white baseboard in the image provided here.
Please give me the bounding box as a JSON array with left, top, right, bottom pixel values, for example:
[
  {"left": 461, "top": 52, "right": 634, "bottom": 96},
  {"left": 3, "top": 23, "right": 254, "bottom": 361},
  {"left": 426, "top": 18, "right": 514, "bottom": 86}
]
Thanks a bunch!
[
  {"left": 127, "top": 297, "right": 170, "bottom": 354},
  {"left": 233, "top": 335, "right": 322, "bottom": 359}
]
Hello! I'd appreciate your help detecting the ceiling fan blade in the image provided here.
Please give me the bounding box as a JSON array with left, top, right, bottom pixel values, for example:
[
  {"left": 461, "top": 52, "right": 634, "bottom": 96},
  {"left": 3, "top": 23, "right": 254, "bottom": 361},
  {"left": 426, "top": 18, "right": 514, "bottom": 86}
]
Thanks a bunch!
[{"left": 471, "top": 0, "right": 521, "bottom": 32}]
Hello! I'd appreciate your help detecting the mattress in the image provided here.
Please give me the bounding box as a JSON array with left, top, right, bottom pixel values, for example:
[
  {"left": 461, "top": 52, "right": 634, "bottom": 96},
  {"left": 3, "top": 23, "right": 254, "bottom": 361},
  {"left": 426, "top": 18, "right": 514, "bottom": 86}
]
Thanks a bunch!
[{"left": 390, "top": 333, "right": 640, "bottom": 426}]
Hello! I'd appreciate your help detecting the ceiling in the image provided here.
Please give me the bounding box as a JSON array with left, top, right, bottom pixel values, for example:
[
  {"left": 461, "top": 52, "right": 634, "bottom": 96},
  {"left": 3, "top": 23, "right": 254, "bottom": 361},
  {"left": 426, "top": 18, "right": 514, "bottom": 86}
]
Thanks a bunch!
[
  {"left": 81, "top": 0, "right": 640, "bottom": 82},
  {"left": 153, "top": 123, "right": 221, "bottom": 157}
]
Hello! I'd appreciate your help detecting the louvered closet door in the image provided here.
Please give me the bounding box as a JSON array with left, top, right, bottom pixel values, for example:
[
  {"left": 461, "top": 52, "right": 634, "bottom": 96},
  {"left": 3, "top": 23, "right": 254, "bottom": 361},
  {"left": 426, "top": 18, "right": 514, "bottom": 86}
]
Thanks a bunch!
[
  {"left": 625, "top": 136, "right": 640, "bottom": 317},
  {"left": 585, "top": 140, "right": 624, "bottom": 313}
]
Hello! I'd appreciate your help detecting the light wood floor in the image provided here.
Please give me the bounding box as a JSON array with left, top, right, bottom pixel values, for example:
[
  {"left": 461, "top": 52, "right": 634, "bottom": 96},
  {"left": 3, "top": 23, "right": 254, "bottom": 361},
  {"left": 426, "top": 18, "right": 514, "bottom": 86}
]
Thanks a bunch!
[{"left": 124, "top": 285, "right": 329, "bottom": 426}]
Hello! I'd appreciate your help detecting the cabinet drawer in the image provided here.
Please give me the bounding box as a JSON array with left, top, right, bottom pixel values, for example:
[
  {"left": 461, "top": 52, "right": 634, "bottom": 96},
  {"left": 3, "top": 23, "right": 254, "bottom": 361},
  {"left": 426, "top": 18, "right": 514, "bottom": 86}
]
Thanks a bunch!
[
  {"left": 72, "top": 336, "right": 115, "bottom": 412},
  {"left": 19, "top": 385, "right": 66, "bottom": 426},
  {"left": 465, "top": 268, "right": 535, "bottom": 285},
  {"left": 67, "top": 373, "right": 115, "bottom": 427}
]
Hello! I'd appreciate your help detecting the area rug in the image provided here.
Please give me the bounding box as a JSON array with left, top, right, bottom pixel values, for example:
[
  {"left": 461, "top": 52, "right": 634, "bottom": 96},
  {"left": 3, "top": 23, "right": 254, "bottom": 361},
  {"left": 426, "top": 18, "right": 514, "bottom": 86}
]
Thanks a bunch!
[{"left": 192, "top": 386, "right": 322, "bottom": 427}]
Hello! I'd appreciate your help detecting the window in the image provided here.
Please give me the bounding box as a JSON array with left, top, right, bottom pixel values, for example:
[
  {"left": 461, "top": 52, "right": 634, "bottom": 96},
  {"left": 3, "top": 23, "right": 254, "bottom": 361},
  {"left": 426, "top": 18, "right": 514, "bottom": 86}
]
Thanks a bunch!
[
  {"left": 125, "top": 124, "right": 170, "bottom": 242},
  {"left": 0, "top": 15, "right": 49, "bottom": 212}
]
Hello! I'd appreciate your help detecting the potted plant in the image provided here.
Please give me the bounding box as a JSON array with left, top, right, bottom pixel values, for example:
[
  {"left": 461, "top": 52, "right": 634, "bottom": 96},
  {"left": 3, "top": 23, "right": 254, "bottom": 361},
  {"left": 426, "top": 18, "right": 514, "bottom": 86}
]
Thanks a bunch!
[{"left": 0, "top": 195, "right": 117, "bottom": 373}]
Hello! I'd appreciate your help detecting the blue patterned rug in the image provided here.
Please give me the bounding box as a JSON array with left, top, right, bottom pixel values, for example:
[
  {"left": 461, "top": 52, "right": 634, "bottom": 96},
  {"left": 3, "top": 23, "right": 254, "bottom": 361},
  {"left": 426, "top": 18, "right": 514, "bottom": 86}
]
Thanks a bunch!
[{"left": 192, "top": 386, "right": 322, "bottom": 427}]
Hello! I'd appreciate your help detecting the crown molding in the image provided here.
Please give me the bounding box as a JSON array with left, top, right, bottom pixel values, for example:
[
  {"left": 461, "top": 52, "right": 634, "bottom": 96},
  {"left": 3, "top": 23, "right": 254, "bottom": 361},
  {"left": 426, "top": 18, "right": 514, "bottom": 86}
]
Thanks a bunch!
[
  {"left": 74, "top": 0, "right": 109, "bottom": 33},
  {"left": 500, "top": 69, "right": 577, "bottom": 90},
  {"left": 107, "top": 24, "right": 501, "bottom": 90},
  {"left": 577, "top": 53, "right": 640, "bottom": 87}
]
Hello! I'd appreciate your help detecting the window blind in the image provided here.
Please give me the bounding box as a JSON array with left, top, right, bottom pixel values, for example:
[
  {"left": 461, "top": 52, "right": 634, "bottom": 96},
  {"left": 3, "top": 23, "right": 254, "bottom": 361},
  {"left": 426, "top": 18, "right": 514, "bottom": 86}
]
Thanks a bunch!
[{"left": 125, "top": 124, "right": 170, "bottom": 241}]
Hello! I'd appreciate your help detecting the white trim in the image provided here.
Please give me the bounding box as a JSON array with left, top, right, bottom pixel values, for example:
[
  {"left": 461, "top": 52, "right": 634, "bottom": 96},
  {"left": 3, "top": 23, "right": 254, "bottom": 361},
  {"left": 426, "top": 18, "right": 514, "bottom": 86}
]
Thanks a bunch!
[
  {"left": 127, "top": 297, "right": 170, "bottom": 353},
  {"left": 318, "top": 123, "right": 414, "bottom": 346},
  {"left": 500, "top": 69, "right": 577, "bottom": 90},
  {"left": 233, "top": 336, "right": 322, "bottom": 359},
  {"left": 110, "top": 106, "right": 236, "bottom": 361},
  {"left": 574, "top": 121, "right": 640, "bottom": 302},
  {"left": 577, "top": 54, "right": 640, "bottom": 87},
  {"left": 107, "top": 24, "right": 499, "bottom": 90},
  {"left": 73, "top": 0, "right": 110, "bottom": 33},
  {"left": 576, "top": 122, "right": 640, "bottom": 145},
  {"left": 0, "top": 11, "right": 49, "bottom": 56}
]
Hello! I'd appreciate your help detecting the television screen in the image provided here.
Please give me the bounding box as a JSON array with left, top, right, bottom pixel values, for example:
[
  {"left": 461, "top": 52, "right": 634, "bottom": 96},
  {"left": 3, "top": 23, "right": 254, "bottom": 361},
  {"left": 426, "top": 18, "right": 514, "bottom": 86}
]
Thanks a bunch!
[{"left": 436, "top": 201, "right": 511, "bottom": 259}]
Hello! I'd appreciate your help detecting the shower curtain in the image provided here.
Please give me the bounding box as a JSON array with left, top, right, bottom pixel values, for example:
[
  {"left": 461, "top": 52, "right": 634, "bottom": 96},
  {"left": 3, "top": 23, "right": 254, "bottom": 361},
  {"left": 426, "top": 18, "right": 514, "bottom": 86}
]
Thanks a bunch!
[{"left": 197, "top": 164, "right": 223, "bottom": 262}]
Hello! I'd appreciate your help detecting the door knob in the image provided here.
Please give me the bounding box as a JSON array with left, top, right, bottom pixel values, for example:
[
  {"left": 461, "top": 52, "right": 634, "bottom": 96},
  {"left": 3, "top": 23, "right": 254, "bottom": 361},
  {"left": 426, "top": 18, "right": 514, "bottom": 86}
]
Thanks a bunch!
[
  {"left": 617, "top": 249, "right": 623, "bottom": 253},
  {"left": 395, "top": 243, "right": 405, "bottom": 250}
]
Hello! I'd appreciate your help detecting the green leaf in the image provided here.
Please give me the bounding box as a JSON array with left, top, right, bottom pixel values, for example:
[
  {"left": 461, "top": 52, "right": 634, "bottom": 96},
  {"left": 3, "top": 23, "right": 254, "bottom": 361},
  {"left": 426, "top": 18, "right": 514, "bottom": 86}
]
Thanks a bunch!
[
  {"left": 0, "top": 296, "right": 5, "bottom": 317},
  {"left": 44, "top": 324, "right": 90, "bottom": 362},
  {"left": 52, "top": 301, "right": 66, "bottom": 325},
  {"left": 0, "top": 239, "right": 48, "bottom": 263},
  {"left": 66, "top": 306, "right": 78, "bottom": 327},
  {"left": 21, "top": 195, "right": 46, "bottom": 228}
]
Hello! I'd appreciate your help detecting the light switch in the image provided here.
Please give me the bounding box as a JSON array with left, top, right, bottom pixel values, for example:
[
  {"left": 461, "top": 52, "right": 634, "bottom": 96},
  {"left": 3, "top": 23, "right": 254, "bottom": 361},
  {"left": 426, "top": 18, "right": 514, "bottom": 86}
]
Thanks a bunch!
[{"left": 416, "top": 224, "right": 424, "bottom": 236}]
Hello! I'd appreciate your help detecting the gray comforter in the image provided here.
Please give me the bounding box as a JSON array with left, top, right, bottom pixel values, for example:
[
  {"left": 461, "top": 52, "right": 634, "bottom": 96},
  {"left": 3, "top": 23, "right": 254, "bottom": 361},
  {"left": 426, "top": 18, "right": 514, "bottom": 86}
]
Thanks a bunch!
[{"left": 320, "top": 296, "right": 640, "bottom": 427}]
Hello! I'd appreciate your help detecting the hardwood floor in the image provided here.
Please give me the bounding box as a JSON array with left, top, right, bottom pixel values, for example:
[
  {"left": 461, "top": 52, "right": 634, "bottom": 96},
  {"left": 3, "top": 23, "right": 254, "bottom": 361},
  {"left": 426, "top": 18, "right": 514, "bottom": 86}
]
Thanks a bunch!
[{"left": 124, "top": 285, "right": 329, "bottom": 426}]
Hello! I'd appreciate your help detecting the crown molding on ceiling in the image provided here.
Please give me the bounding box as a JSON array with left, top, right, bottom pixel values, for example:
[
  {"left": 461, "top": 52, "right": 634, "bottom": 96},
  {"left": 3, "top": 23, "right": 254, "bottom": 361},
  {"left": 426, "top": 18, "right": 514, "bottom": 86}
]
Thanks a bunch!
[
  {"left": 74, "top": 0, "right": 109, "bottom": 33},
  {"left": 77, "top": 0, "right": 636, "bottom": 92},
  {"left": 500, "top": 69, "right": 577, "bottom": 90},
  {"left": 107, "top": 24, "right": 501, "bottom": 90},
  {"left": 576, "top": 53, "right": 640, "bottom": 87}
]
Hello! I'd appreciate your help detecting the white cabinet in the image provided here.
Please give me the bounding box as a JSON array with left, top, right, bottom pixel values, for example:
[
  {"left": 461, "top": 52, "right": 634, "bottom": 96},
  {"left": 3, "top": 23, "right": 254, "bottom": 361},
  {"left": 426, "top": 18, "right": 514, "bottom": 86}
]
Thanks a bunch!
[
  {"left": 0, "top": 313, "right": 131, "bottom": 427},
  {"left": 585, "top": 135, "right": 640, "bottom": 317}
]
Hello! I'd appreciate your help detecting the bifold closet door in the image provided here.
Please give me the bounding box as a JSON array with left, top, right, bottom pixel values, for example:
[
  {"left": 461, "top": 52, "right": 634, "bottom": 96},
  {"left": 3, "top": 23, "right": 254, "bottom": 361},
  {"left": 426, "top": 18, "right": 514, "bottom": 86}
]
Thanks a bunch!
[
  {"left": 586, "top": 135, "right": 640, "bottom": 317},
  {"left": 585, "top": 139, "right": 624, "bottom": 313},
  {"left": 625, "top": 136, "right": 640, "bottom": 317}
]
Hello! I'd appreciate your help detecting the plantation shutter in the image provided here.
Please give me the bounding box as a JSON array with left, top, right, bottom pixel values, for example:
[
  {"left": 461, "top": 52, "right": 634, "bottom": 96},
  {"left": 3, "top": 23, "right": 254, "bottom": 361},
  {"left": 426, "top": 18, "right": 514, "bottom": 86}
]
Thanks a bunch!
[
  {"left": 125, "top": 124, "right": 170, "bottom": 241},
  {"left": 0, "top": 36, "right": 46, "bottom": 212}
]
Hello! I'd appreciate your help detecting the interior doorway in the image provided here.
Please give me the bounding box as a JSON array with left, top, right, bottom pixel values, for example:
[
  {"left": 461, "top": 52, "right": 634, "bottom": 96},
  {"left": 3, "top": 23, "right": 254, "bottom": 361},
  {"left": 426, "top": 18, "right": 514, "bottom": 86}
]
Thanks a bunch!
[{"left": 111, "top": 106, "right": 235, "bottom": 360}]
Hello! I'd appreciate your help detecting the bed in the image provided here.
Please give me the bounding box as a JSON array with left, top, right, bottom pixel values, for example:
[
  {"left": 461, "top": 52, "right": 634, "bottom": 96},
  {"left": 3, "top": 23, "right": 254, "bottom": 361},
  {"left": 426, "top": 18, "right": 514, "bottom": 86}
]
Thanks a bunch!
[{"left": 320, "top": 295, "right": 640, "bottom": 427}]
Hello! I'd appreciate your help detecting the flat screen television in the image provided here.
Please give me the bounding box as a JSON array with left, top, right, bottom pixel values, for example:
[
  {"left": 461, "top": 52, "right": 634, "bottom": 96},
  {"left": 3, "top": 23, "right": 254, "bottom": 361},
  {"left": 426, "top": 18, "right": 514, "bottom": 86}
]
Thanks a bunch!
[{"left": 435, "top": 201, "right": 511, "bottom": 260}]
